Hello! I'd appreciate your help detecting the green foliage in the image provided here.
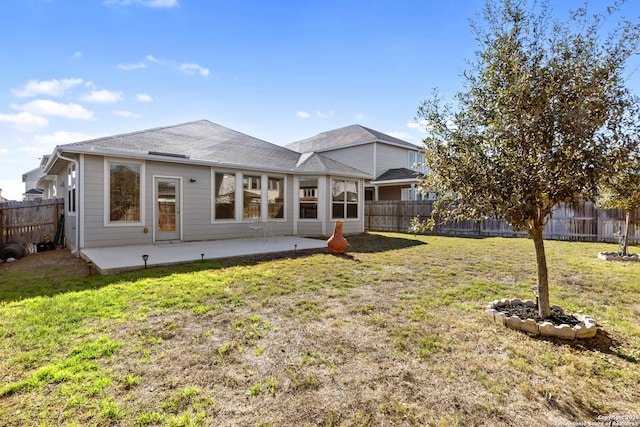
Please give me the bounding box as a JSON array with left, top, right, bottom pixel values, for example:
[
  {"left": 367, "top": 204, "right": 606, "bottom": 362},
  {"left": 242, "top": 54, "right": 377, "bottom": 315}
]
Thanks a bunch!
[
  {"left": 415, "top": 0, "right": 640, "bottom": 317},
  {"left": 417, "top": 0, "right": 640, "bottom": 230}
]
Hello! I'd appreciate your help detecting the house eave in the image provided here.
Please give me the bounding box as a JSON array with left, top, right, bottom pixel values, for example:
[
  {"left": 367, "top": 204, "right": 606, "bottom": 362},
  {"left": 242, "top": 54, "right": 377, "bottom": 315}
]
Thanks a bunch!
[
  {"left": 369, "top": 178, "right": 420, "bottom": 186},
  {"left": 48, "top": 146, "right": 370, "bottom": 178}
]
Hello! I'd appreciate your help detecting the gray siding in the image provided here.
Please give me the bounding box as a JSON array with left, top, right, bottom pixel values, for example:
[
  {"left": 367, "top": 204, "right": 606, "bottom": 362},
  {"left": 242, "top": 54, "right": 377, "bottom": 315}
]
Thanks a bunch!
[
  {"left": 322, "top": 145, "right": 374, "bottom": 177},
  {"left": 375, "top": 144, "right": 412, "bottom": 178}
]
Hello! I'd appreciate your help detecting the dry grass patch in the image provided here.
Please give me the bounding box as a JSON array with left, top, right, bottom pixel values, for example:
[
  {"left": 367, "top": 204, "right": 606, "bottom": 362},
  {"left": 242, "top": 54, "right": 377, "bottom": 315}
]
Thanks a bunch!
[{"left": 1, "top": 233, "right": 639, "bottom": 426}]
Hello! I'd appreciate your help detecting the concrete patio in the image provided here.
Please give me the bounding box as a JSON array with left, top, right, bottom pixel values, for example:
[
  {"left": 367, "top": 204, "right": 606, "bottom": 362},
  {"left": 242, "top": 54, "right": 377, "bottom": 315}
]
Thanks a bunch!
[{"left": 81, "top": 236, "right": 328, "bottom": 274}]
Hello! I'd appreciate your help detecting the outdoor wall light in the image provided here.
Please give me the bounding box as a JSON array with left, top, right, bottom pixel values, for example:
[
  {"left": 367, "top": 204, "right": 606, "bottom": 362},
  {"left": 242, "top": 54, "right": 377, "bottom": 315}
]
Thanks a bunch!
[
  {"left": 189, "top": 178, "right": 197, "bottom": 183},
  {"left": 142, "top": 254, "right": 149, "bottom": 269}
]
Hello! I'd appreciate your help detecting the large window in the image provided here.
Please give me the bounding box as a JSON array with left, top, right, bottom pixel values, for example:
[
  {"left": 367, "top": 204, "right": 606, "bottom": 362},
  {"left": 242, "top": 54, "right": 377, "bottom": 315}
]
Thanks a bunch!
[
  {"left": 268, "top": 177, "right": 284, "bottom": 219},
  {"left": 214, "top": 172, "right": 235, "bottom": 220},
  {"left": 108, "top": 161, "right": 141, "bottom": 223},
  {"left": 299, "top": 177, "right": 318, "bottom": 219},
  {"left": 243, "top": 174, "right": 262, "bottom": 219},
  {"left": 332, "top": 179, "right": 358, "bottom": 219}
]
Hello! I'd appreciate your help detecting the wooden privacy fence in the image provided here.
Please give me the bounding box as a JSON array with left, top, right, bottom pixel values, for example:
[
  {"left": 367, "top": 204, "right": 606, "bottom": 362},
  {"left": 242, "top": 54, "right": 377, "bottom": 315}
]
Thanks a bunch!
[
  {"left": 365, "top": 200, "right": 640, "bottom": 244},
  {"left": 0, "top": 198, "right": 64, "bottom": 247}
]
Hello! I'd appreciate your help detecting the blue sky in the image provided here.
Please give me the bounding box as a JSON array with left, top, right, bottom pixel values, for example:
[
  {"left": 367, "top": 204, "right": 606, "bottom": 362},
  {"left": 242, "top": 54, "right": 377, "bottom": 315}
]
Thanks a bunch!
[{"left": 1, "top": 0, "right": 639, "bottom": 201}]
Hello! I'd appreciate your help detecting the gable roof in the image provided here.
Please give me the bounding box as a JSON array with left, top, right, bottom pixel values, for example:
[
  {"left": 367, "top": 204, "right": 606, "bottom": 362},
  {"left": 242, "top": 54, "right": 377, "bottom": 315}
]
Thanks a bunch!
[
  {"left": 285, "top": 124, "right": 419, "bottom": 153},
  {"left": 46, "top": 120, "right": 369, "bottom": 178}
]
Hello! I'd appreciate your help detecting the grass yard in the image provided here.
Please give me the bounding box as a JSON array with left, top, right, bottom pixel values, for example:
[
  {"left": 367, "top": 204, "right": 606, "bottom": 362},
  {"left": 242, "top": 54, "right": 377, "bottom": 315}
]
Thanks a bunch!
[{"left": 0, "top": 232, "right": 639, "bottom": 426}]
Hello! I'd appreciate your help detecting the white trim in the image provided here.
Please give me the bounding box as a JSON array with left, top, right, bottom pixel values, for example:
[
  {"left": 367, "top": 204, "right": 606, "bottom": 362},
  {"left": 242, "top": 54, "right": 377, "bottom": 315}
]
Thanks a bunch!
[
  {"left": 79, "top": 154, "right": 85, "bottom": 250},
  {"left": 103, "top": 158, "right": 146, "bottom": 227}
]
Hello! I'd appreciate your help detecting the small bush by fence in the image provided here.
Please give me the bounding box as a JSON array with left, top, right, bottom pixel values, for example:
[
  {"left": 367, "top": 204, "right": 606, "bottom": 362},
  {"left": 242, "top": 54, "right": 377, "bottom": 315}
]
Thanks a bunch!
[
  {"left": 0, "top": 198, "right": 64, "bottom": 247},
  {"left": 364, "top": 200, "right": 640, "bottom": 244}
]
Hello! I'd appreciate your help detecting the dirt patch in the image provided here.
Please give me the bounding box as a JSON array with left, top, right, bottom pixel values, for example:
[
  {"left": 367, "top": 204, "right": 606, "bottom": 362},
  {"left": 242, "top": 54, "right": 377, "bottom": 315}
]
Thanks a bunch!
[{"left": 0, "top": 247, "right": 87, "bottom": 278}]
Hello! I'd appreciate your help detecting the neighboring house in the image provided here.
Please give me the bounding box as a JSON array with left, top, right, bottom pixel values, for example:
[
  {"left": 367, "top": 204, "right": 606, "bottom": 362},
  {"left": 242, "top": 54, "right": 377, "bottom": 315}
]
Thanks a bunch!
[
  {"left": 285, "top": 124, "right": 427, "bottom": 201},
  {"left": 23, "top": 188, "right": 44, "bottom": 201},
  {"left": 42, "top": 120, "right": 369, "bottom": 254},
  {"left": 21, "top": 155, "right": 57, "bottom": 201},
  {"left": 22, "top": 167, "right": 44, "bottom": 201}
]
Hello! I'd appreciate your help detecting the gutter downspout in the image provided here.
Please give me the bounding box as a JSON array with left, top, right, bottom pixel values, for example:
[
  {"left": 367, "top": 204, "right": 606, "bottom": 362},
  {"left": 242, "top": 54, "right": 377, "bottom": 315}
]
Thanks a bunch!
[{"left": 57, "top": 153, "right": 80, "bottom": 256}]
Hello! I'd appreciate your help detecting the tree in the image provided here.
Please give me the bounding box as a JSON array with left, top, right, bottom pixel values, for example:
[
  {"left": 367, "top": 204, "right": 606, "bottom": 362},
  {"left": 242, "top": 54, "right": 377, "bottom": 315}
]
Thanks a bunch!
[
  {"left": 415, "top": 0, "right": 640, "bottom": 318},
  {"left": 596, "top": 152, "right": 640, "bottom": 256}
]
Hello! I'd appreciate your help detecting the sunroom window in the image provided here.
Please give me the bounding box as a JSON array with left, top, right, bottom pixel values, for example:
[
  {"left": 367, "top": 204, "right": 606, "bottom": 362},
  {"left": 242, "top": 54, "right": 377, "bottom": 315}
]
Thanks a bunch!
[
  {"left": 299, "top": 177, "right": 318, "bottom": 219},
  {"left": 332, "top": 179, "right": 358, "bottom": 219},
  {"left": 268, "top": 176, "right": 284, "bottom": 219},
  {"left": 214, "top": 172, "right": 235, "bottom": 220},
  {"left": 243, "top": 174, "right": 261, "bottom": 219}
]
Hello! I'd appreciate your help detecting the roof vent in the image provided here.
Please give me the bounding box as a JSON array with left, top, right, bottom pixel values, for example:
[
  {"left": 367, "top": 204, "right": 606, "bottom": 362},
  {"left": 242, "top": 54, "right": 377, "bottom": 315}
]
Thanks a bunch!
[{"left": 148, "top": 151, "right": 190, "bottom": 159}]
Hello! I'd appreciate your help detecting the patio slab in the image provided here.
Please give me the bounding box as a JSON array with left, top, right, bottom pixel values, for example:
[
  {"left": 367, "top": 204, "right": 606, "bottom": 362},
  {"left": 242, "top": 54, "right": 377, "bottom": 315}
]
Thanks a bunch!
[{"left": 81, "top": 236, "right": 328, "bottom": 274}]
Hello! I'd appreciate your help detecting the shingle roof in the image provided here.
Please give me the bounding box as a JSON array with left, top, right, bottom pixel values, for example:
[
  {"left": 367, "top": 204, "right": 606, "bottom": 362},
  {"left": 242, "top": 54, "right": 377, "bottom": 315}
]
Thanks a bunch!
[
  {"left": 373, "top": 168, "right": 421, "bottom": 182},
  {"left": 285, "top": 124, "right": 419, "bottom": 153},
  {"left": 53, "top": 120, "right": 369, "bottom": 177}
]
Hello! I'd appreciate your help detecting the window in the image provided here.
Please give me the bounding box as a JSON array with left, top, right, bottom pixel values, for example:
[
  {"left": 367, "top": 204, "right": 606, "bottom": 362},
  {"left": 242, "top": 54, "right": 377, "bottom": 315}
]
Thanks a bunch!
[
  {"left": 243, "top": 174, "right": 261, "bottom": 219},
  {"left": 332, "top": 179, "right": 358, "bottom": 219},
  {"left": 214, "top": 172, "right": 235, "bottom": 220},
  {"left": 299, "top": 177, "right": 318, "bottom": 219},
  {"left": 67, "top": 164, "right": 76, "bottom": 214},
  {"left": 409, "top": 151, "right": 426, "bottom": 174},
  {"left": 268, "top": 177, "right": 284, "bottom": 219},
  {"left": 108, "top": 161, "right": 141, "bottom": 223}
]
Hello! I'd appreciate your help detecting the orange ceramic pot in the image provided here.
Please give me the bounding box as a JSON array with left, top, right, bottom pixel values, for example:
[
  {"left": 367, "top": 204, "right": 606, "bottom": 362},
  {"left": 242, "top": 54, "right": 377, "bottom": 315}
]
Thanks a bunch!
[{"left": 327, "top": 221, "right": 348, "bottom": 254}]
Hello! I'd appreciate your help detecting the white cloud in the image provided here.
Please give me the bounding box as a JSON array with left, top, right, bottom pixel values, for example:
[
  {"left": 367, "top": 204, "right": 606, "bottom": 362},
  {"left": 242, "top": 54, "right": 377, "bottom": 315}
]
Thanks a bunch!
[
  {"left": 19, "top": 131, "right": 97, "bottom": 155},
  {"left": 14, "top": 100, "right": 95, "bottom": 120},
  {"left": 104, "top": 0, "right": 178, "bottom": 8},
  {"left": 72, "top": 51, "right": 83, "bottom": 59},
  {"left": 179, "top": 63, "right": 210, "bottom": 77},
  {"left": 146, "top": 54, "right": 161, "bottom": 63},
  {"left": 0, "top": 112, "right": 49, "bottom": 130},
  {"left": 296, "top": 111, "right": 312, "bottom": 119},
  {"left": 118, "top": 62, "right": 147, "bottom": 70},
  {"left": 80, "top": 90, "right": 124, "bottom": 103},
  {"left": 355, "top": 113, "right": 366, "bottom": 120},
  {"left": 12, "top": 78, "right": 84, "bottom": 98},
  {"left": 113, "top": 110, "right": 141, "bottom": 118},
  {"left": 136, "top": 93, "right": 153, "bottom": 102}
]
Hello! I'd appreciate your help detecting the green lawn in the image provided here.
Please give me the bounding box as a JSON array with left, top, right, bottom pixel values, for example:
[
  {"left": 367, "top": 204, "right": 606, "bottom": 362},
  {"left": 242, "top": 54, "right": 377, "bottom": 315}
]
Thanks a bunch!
[{"left": 0, "top": 233, "right": 638, "bottom": 426}]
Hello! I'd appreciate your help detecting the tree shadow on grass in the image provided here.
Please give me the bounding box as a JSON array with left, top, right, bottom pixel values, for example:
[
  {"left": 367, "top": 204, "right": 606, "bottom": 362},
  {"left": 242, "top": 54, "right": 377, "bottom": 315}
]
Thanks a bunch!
[
  {"left": 344, "top": 232, "right": 427, "bottom": 254},
  {"left": 534, "top": 329, "right": 638, "bottom": 364}
]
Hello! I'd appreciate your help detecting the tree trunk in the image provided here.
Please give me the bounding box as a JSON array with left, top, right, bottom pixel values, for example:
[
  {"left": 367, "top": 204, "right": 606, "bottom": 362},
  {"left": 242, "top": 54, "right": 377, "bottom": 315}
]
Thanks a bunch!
[
  {"left": 529, "top": 227, "right": 551, "bottom": 318},
  {"left": 621, "top": 209, "right": 631, "bottom": 256}
]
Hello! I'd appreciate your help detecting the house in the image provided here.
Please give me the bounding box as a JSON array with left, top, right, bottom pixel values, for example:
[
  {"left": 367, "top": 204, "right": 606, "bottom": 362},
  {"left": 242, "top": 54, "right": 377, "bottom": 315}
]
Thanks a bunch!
[
  {"left": 21, "top": 155, "right": 57, "bottom": 201},
  {"left": 22, "top": 167, "right": 44, "bottom": 201},
  {"left": 285, "top": 124, "right": 427, "bottom": 201},
  {"left": 42, "top": 120, "right": 369, "bottom": 254}
]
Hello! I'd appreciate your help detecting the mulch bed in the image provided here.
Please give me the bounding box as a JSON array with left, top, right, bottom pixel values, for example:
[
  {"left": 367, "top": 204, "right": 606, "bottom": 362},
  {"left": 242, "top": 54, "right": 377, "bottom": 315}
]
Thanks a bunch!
[{"left": 495, "top": 303, "right": 581, "bottom": 326}]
